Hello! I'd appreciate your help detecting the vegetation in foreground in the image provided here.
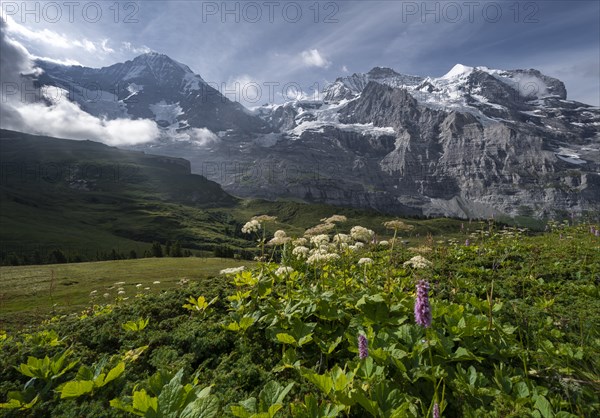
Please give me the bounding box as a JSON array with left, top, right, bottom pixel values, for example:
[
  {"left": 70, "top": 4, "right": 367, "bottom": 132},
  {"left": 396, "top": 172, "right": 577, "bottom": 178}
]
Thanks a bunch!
[{"left": 1, "top": 218, "right": 599, "bottom": 417}]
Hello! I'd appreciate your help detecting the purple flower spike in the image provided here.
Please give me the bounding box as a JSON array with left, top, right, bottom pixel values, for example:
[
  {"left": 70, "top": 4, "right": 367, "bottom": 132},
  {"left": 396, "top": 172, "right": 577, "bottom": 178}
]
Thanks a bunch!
[
  {"left": 415, "top": 280, "right": 432, "bottom": 328},
  {"left": 465, "top": 239, "right": 470, "bottom": 247},
  {"left": 596, "top": 230, "right": 599, "bottom": 237},
  {"left": 358, "top": 334, "right": 368, "bottom": 359},
  {"left": 433, "top": 403, "right": 440, "bottom": 418}
]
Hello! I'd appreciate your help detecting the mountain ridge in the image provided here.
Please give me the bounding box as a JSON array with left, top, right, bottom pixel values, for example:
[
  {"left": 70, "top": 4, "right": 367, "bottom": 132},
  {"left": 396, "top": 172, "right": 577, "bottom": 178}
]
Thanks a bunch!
[{"left": 28, "top": 54, "right": 600, "bottom": 219}]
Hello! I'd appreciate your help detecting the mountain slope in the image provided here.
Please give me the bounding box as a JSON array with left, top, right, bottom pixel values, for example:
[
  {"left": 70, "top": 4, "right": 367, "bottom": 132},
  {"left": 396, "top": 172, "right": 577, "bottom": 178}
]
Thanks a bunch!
[
  {"left": 34, "top": 55, "right": 600, "bottom": 219},
  {"left": 36, "top": 52, "right": 270, "bottom": 135},
  {"left": 0, "top": 128, "right": 242, "bottom": 261}
]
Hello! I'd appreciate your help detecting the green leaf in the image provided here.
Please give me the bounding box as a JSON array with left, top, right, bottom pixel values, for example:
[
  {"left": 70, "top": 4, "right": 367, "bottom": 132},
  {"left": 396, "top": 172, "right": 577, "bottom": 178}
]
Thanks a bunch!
[
  {"left": 158, "top": 369, "right": 187, "bottom": 416},
  {"left": 267, "top": 404, "right": 283, "bottom": 417},
  {"left": 60, "top": 380, "right": 94, "bottom": 399},
  {"left": 180, "top": 395, "right": 220, "bottom": 418},
  {"left": 513, "top": 381, "right": 530, "bottom": 399},
  {"left": 132, "top": 389, "right": 158, "bottom": 414},
  {"left": 300, "top": 368, "right": 333, "bottom": 395},
  {"left": 276, "top": 333, "right": 297, "bottom": 345},
  {"left": 103, "top": 362, "right": 125, "bottom": 386},
  {"left": 450, "top": 347, "right": 482, "bottom": 362},
  {"left": 351, "top": 389, "right": 380, "bottom": 417},
  {"left": 76, "top": 365, "right": 94, "bottom": 382},
  {"left": 534, "top": 395, "right": 554, "bottom": 418},
  {"left": 258, "top": 381, "right": 294, "bottom": 413}
]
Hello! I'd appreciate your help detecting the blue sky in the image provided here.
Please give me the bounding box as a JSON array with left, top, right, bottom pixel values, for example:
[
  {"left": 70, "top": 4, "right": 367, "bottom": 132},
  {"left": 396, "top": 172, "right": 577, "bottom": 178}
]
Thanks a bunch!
[{"left": 2, "top": 0, "right": 599, "bottom": 105}]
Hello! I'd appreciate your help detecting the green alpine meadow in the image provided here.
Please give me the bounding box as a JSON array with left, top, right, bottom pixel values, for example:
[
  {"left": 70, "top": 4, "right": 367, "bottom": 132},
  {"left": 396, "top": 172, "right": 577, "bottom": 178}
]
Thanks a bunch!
[{"left": 1, "top": 217, "right": 598, "bottom": 417}]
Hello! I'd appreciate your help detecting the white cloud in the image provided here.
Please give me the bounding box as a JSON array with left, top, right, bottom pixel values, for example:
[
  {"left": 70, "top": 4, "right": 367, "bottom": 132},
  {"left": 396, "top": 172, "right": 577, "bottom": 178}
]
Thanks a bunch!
[
  {"left": 189, "top": 128, "right": 219, "bottom": 146},
  {"left": 122, "top": 42, "right": 152, "bottom": 54},
  {"left": 342, "top": 65, "right": 349, "bottom": 73},
  {"left": 5, "top": 95, "right": 160, "bottom": 146},
  {"left": 100, "top": 39, "right": 114, "bottom": 53},
  {"left": 300, "top": 49, "right": 331, "bottom": 68},
  {"left": 4, "top": 16, "right": 114, "bottom": 55},
  {"left": 0, "top": 21, "right": 160, "bottom": 146}
]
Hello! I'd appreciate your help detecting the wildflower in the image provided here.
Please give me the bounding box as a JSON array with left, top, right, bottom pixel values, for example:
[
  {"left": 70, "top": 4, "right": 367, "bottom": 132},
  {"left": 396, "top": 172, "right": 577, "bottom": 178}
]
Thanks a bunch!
[
  {"left": 136, "top": 283, "right": 142, "bottom": 288},
  {"left": 307, "top": 252, "right": 338, "bottom": 265},
  {"left": 220, "top": 266, "right": 246, "bottom": 275},
  {"left": 89, "top": 290, "right": 97, "bottom": 295},
  {"left": 307, "top": 253, "right": 327, "bottom": 265},
  {"left": 118, "top": 290, "right": 126, "bottom": 296},
  {"left": 241, "top": 219, "right": 261, "bottom": 234},
  {"left": 403, "top": 255, "right": 433, "bottom": 269},
  {"left": 350, "top": 226, "right": 375, "bottom": 242},
  {"left": 465, "top": 239, "right": 470, "bottom": 246},
  {"left": 305, "top": 223, "right": 335, "bottom": 236},
  {"left": 358, "top": 257, "right": 373, "bottom": 265},
  {"left": 310, "top": 234, "right": 330, "bottom": 247},
  {"left": 358, "top": 334, "right": 368, "bottom": 359},
  {"left": 275, "top": 266, "right": 294, "bottom": 276},
  {"left": 153, "top": 281, "right": 161, "bottom": 285},
  {"left": 384, "top": 220, "right": 414, "bottom": 231},
  {"left": 414, "top": 280, "right": 432, "bottom": 328},
  {"left": 325, "top": 253, "right": 340, "bottom": 262},
  {"left": 292, "top": 246, "right": 309, "bottom": 258},
  {"left": 320, "top": 214, "right": 347, "bottom": 224},
  {"left": 433, "top": 403, "right": 440, "bottom": 418},
  {"left": 144, "top": 287, "right": 150, "bottom": 291},
  {"left": 268, "top": 230, "right": 291, "bottom": 246},
  {"left": 379, "top": 240, "right": 389, "bottom": 246},
  {"left": 252, "top": 214, "right": 277, "bottom": 223},
  {"left": 333, "top": 233, "right": 352, "bottom": 244},
  {"left": 349, "top": 242, "right": 364, "bottom": 251},
  {"left": 103, "top": 293, "right": 110, "bottom": 299},
  {"left": 292, "top": 237, "right": 308, "bottom": 246},
  {"left": 114, "top": 281, "right": 126, "bottom": 286}
]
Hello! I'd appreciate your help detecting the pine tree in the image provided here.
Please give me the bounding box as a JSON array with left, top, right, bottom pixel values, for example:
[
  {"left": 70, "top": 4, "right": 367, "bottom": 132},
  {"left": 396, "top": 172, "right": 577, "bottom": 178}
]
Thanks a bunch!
[
  {"left": 151, "top": 242, "right": 163, "bottom": 258},
  {"left": 171, "top": 241, "right": 183, "bottom": 257}
]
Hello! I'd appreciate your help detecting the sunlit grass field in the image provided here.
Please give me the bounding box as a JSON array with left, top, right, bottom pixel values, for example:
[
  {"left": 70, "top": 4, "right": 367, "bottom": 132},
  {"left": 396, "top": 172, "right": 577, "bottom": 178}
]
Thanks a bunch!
[{"left": 0, "top": 257, "right": 250, "bottom": 329}]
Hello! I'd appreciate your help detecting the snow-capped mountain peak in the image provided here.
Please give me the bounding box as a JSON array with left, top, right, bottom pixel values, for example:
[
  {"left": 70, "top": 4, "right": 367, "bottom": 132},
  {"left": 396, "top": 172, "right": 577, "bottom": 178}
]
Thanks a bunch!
[{"left": 441, "top": 63, "right": 474, "bottom": 79}]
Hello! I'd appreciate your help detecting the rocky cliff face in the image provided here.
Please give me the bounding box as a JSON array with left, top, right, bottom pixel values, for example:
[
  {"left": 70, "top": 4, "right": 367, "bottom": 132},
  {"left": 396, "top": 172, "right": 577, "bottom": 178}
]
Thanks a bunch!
[
  {"left": 36, "top": 56, "right": 600, "bottom": 219},
  {"left": 241, "top": 65, "right": 599, "bottom": 219}
]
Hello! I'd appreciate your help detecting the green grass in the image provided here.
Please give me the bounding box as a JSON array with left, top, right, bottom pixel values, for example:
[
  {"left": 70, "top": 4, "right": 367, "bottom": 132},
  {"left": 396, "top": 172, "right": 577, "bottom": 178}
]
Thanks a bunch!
[{"left": 0, "top": 257, "right": 250, "bottom": 329}]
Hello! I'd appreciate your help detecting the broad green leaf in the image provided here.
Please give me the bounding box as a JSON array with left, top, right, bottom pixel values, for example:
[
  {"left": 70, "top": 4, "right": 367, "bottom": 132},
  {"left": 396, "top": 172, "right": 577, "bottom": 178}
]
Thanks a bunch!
[
  {"left": 351, "top": 389, "right": 380, "bottom": 417},
  {"left": 180, "top": 395, "right": 220, "bottom": 418},
  {"left": 132, "top": 389, "right": 158, "bottom": 414},
  {"left": 76, "top": 365, "right": 94, "bottom": 382},
  {"left": 239, "top": 316, "right": 255, "bottom": 330},
  {"left": 258, "top": 381, "right": 294, "bottom": 412},
  {"left": 158, "top": 368, "right": 187, "bottom": 416},
  {"left": 301, "top": 369, "right": 333, "bottom": 395},
  {"left": 60, "top": 380, "right": 94, "bottom": 399},
  {"left": 534, "top": 395, "right": 554, "bottom": 418},
  {"left": 513, "top": 381, "right": 530, "bottom": 399},
  {"left": 276, "top": 333, "right": 296, "bottom": 345},
  {"left": 104, "top": 362, "right": 125, "bottom": 386},
  {"left": 267, "top": 404, "right": 283, "bottom": 417}
]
